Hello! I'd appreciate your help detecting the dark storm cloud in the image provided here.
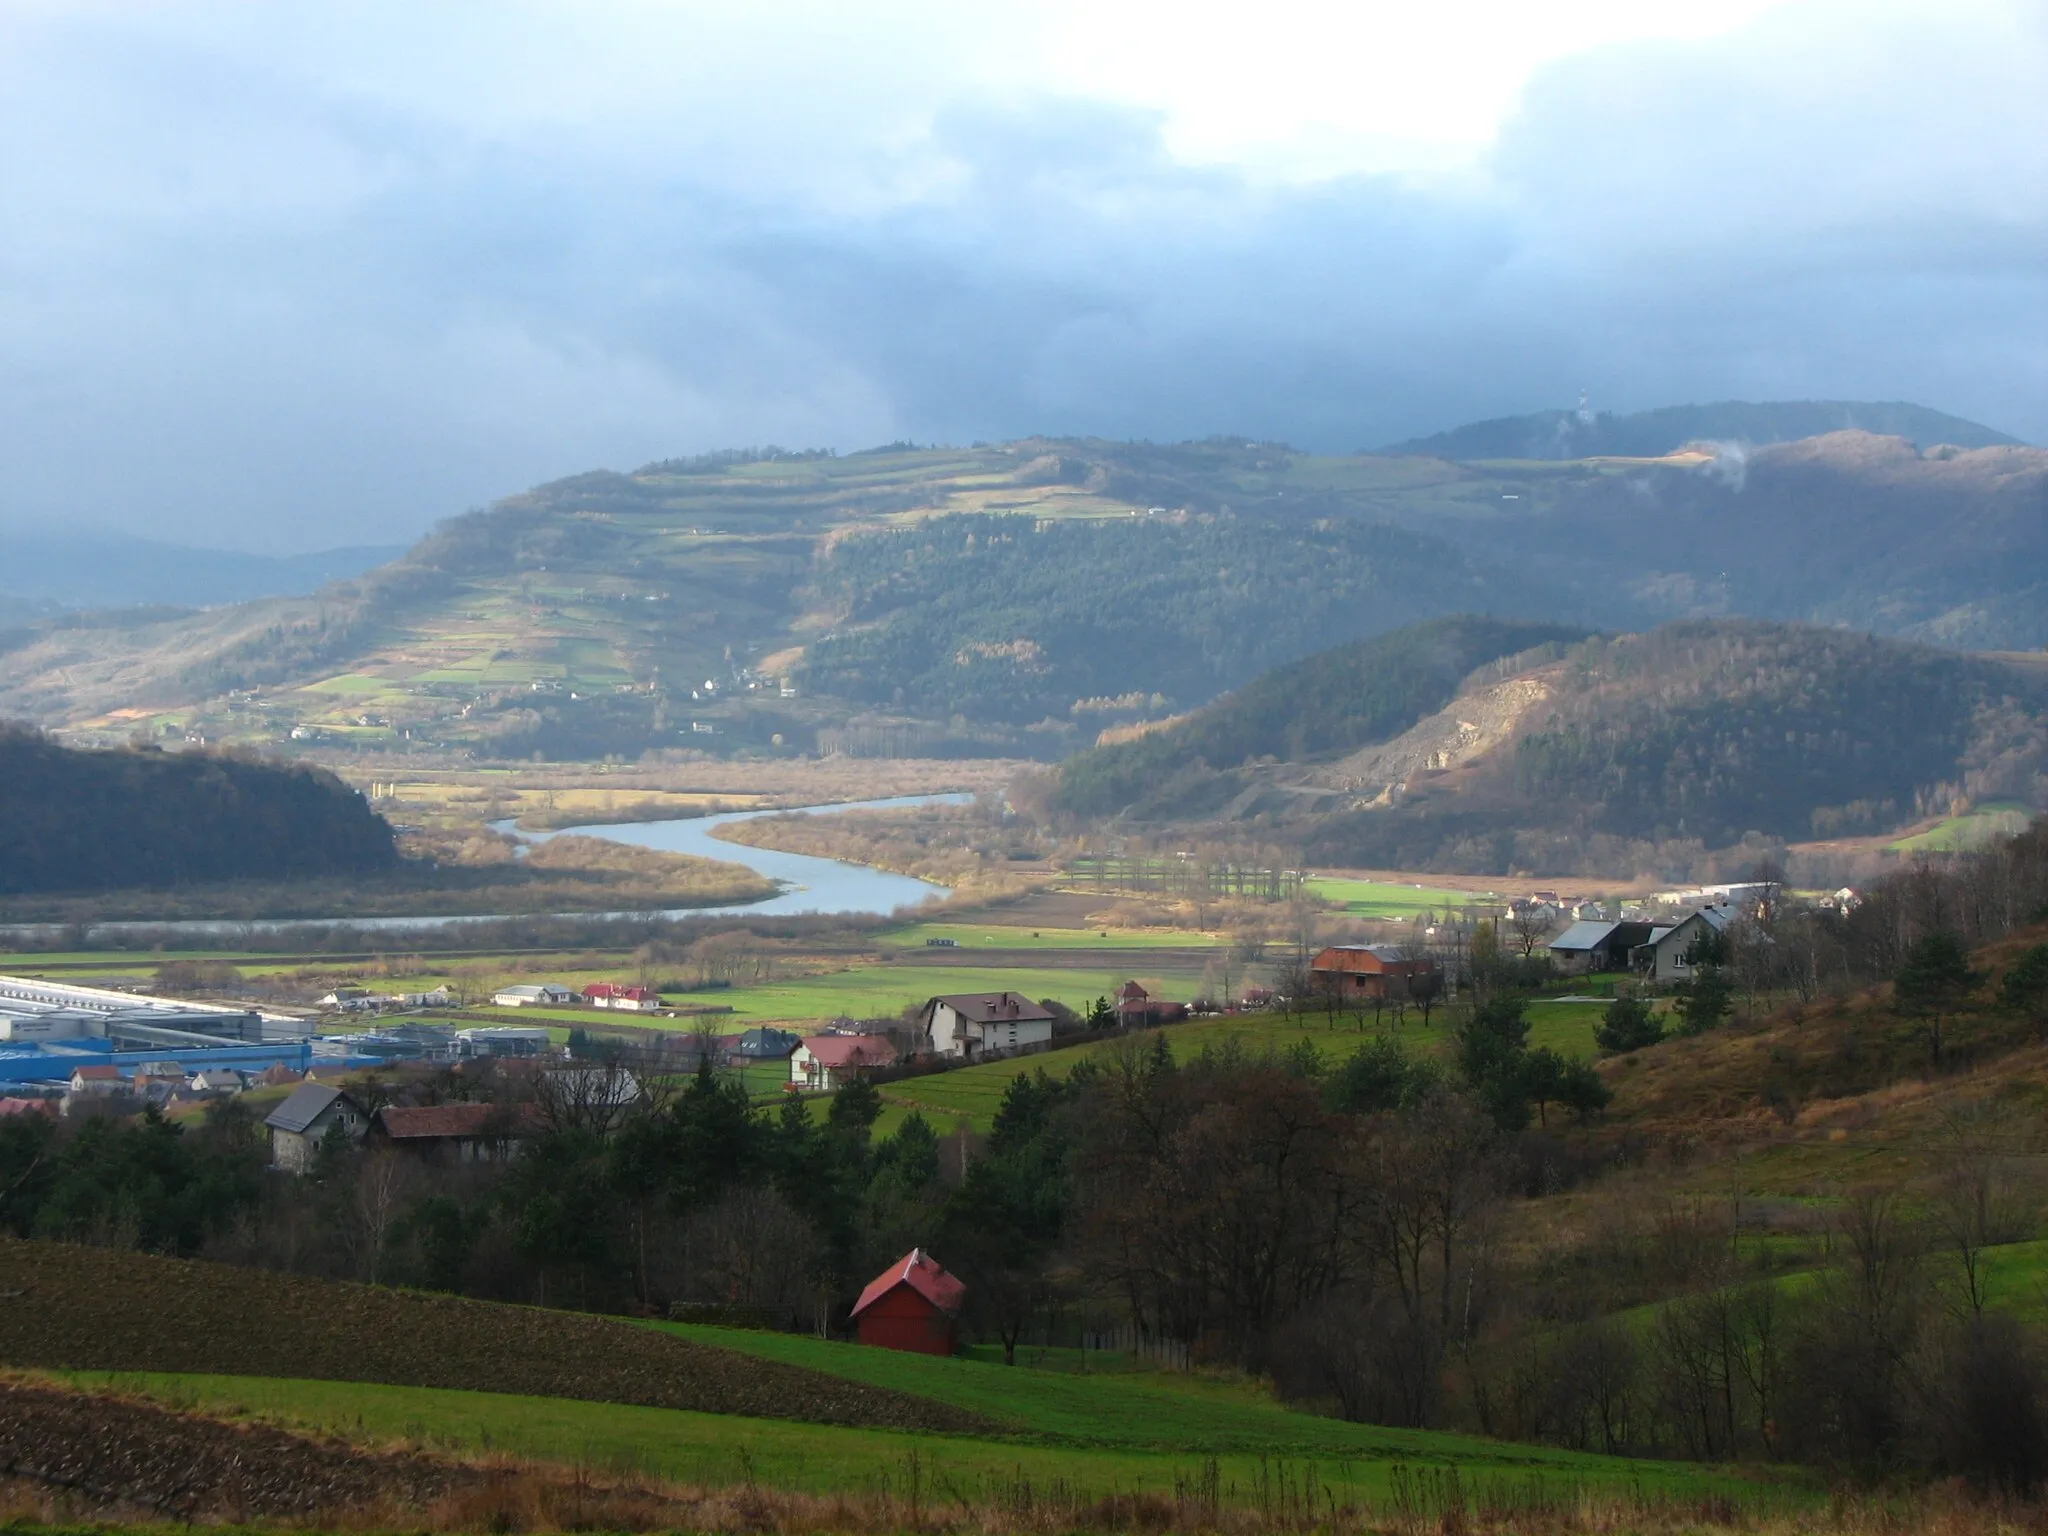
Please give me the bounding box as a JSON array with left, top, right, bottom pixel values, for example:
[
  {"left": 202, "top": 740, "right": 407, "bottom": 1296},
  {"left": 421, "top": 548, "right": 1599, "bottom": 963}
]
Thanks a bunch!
[{"left": 0, "top": 2, "right": 2040, "bottom": 551}]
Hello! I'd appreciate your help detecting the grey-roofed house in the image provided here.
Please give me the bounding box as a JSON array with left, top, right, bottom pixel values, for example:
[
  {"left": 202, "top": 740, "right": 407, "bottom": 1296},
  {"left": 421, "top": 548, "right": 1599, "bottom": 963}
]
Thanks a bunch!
[
  {"left": 1632, "top": 907, "right": 1736, "bottom": 983},
  {"left": 263, "top": 1083, "right": 368, "bottom": 1173},
  {"left": 727, "top": 1026, "right": 801, "bottom": 1067},
  {"left": 1547, "top": 920, "right": 1657, "bottom": 975}
]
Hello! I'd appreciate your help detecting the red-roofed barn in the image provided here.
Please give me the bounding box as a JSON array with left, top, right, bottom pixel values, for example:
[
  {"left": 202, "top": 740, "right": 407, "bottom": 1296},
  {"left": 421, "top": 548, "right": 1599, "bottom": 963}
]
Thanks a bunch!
[{"left": 849, "top": 1248, "right": 965, "bottom": 1355}]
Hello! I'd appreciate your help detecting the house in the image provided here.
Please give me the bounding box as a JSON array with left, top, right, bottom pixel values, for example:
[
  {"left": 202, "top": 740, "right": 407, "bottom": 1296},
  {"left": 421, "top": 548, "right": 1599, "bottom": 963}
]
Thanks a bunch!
[
  {"left": 263, "top": 1083, "right": 369, "bottom": 1173},
  {"left": 791, "top": 1033, "right": 899, "bottom": 1091},
  {"left": 1547, "top": 920, "right": 1658, "bottom": 975},
  {"left": 917, "top": 993, "right": 1055, "bottom": 1059},
  {"left": 492, "top": 983, "right": 578, "bottom": 1008},
  {"left": 583, "top": 983, "right": 659, "bottom": 1012},
  {"left": 849, "top": 1248, "right": 965, "bottom": 1355},
  {"left": 1632, "top": 907, "right": 1737, "bottom": 983},
  {"left": 1113, "top": 981, "right": 1185, "bottom": 1027},
  {"left": 320, "top": 987, "right": 370, "bottom": 1007},
  {"left": 0, "top": 1097, "right": 57, "bottom": 1119},
  {"left": 726, "top": 1027, "right": 801, "bottom": 1068},
  {"left": 1308, "top": 946, "right": 1440, "bottom": 1000},
  {"left": 188, "top": 1068, "right": 245, "bottom": 1094},
  {"left": 256, "top": 1062, "right": 302, "bottom": 1087},
  {"left": 374, "top": 1102, "right": 542, "bottom": 1162},
  {"left": 67, "top": 1064, "right": 128, "bottom": 1098}
]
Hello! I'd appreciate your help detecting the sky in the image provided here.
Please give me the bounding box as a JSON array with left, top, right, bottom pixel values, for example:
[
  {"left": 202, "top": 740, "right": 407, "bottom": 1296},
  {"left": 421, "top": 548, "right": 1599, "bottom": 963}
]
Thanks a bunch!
[{"left": 1, "top": 0, "right": 2043, "bottom": 551}]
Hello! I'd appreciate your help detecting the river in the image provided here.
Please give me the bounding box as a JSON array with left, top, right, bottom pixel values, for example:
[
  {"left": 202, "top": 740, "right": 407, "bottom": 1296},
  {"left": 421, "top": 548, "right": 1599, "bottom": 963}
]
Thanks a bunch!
[
  {"left": 509, "top": 791, "right": 970, "bottom": 919},
  {"left": 3, "top": 793, "right": 969, "bottom": 941}
]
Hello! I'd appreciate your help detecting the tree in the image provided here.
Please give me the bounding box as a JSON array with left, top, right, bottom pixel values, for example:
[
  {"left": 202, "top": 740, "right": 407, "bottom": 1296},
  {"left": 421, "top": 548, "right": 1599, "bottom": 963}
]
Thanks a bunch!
[
  {"left": 1674, "top": 965, "right": 1733, "bottom": 1037},
  {"left": 1454, "top": 996, "right": 1533, "bottom": 1131},
  {"left": 1894, "top": 930, "right": 1980, "bottom": 1063},
  {"left": 1594, "top": 994, "right": 1664, "bottom": 1054},
  {"left": 1557, "top": 1057, "right": 1612, "bottom": 1121},
  {"left": 1507, "top": 904, "right": 1556, "bottom": 960},
  {"left": 1998, "top": 943, "right": 2048, "bottom": 1024}
]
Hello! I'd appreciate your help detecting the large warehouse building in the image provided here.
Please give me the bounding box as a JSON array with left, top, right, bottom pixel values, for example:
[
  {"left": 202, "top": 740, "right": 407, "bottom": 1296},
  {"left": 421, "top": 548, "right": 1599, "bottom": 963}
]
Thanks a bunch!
[{"left": 0, "top": 975, "right": 311, "bottom": 1086}]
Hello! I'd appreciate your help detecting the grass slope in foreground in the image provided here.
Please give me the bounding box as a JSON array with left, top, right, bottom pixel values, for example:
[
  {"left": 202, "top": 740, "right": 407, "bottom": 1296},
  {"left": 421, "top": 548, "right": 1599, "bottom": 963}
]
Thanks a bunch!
[{"left": 79, "top": 1356, "right": 1781, "bottom": 1511}]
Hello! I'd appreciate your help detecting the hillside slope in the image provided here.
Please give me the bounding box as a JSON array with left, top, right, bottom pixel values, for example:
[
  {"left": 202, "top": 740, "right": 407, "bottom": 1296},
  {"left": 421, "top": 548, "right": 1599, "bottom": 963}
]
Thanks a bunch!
[
  {"left": 2, "top": 417, "right": 2044, "bottom": 760},
  {"left": 1057, "top": 618, "right": 2048, "bottom": 874},
  {"left": 1049, "top": 617, "right": 1588, "bottom": 819},
  {"left": 1378, "top": 398, "right": 2022, "bottom": 459}
]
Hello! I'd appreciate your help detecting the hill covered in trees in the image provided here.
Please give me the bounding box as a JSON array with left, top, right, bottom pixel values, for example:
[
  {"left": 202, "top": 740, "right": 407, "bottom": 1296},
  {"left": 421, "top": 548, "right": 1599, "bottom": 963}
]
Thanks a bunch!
[
  {"left": 1050, "top": 618, "right": 2048, "bottom": 875},
  {"left": 1, "top": 416, "right": 2044, "bottom": 760},
  {"left": 0, "top": 727, "right": 398, "bottom": 894},
  {"left": 1377, "top": 399, "right": 2022, "bottom": 460},
  {"left": 1048, "top": 617, "right": 1588, "bottom": 819}
]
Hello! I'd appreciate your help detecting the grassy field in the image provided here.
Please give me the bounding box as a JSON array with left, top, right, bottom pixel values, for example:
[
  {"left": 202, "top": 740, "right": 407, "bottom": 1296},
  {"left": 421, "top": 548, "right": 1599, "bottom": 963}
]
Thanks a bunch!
[
  {"left": 874, "top": 1001, "right": 1612, "bottom": 1134},
  {"left": 1305, "top": 878, "right": 1497, "bottom": 919},
  {"left": 78, "top": 1363, "right": 1782, "bottom": 1510},
  {"left": 877, "top": 921, "right": 1221, "bottom": 951},
  {"left": 1891, "top": 800, "right": 2035, "bottom": 852}
]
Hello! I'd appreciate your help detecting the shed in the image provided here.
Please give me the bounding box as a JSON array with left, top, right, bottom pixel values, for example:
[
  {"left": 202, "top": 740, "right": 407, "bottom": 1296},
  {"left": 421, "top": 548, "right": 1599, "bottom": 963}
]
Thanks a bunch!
[
  {"left": 1547, "top": 920, "right": 1657, "bottom": 975},
  {"left": 375, "top": 1102, "right": 542, "bottom": 1162},
  {"left": 849, "top": 1248, "right": 965, "bottom": 1355},
  {"left": 263, "top": 1083, "right": 368, "bottom": 1173},
  {"left": 1308, "top": 945, "right": 1439, "bottom": 1000}
]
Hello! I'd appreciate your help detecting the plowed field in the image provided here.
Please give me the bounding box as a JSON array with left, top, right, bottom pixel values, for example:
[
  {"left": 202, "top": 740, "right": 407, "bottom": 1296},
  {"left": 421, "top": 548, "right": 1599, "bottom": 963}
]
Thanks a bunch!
[
  {"left": 0, "top": 1240, "right": 994, "bottom": 1434},
  {"left": 0, "top": 1376, "right": 480, "bottom": 1521}
]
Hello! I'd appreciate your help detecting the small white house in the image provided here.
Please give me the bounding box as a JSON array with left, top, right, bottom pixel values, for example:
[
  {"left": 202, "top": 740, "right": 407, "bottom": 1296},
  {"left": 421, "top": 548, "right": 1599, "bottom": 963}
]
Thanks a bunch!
[
  {"left": 188, "top": 1068, "right": 246, "bottom": 1094},
  {"left": 917, "top": 992, "right": 1056, "bottom": 1060},
  {"left": 791, "top": 1034, "right": 899, "bottom": 1091},
  {"left": 492, "top": 983, "right": 578, "bottom": 1008}
]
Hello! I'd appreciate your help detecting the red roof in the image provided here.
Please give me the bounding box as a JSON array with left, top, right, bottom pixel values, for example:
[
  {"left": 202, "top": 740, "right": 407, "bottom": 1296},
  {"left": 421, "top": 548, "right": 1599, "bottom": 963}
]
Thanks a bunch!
[
  {"left": 1116, "top": 981, "right": 1150, "bottom": 1002},
  {"left": 799, "top": 1035, "right": 898, "bottom": 1070},
  {"left": 851, "top": 1248, "right": 966, "bottom": 1321},
  {"left": 0, "top": 1098, "right": 56, "bottom": 1118},
  {"left": 583, "top": 982, "right": 619, "bottom": 998},
  {"left": 618, "top": 985, "right": 656, "bottom": 1002},
  {"left": 377, "top": 1103, "right": 544, "bottom": 1140},
  {"left": 71, "top": 1065, "right": 123, "bottom": 1082}
]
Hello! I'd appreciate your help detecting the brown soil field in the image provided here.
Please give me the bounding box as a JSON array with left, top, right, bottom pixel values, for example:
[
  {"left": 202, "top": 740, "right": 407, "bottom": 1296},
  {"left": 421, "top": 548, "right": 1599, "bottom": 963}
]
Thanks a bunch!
[
  {"left": 0, "top": 1241, "right": 996, "bottom": 1435},
  {"left": 0, "top": 1375, "right": 480, "bottom": 1522}
]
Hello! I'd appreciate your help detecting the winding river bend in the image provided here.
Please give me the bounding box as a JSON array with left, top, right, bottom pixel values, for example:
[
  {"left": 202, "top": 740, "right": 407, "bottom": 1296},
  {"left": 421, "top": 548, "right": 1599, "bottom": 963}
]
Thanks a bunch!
[
  {"left": 4, "top": 793, "right": 969, "bottom": 941},
  {"left": 512, "top": 791, "right": 969, "bottom": 919}
]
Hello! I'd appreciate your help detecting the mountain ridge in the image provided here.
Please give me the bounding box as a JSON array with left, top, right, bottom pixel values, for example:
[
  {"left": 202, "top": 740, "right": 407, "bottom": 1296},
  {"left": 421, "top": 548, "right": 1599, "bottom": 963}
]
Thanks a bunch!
[{"left": 1377, "top": 399, "right": 2023, "bottom": 460}]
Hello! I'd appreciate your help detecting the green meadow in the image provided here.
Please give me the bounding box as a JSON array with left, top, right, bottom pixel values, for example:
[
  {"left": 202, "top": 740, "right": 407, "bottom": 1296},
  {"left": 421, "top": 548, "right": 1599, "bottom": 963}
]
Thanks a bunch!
[
  {"left": 1304, "top": 877, "right": 1496, "bottom": 919},
  {"left": 72, "top": 1354, "right": 1782, "bottom": 1510}
]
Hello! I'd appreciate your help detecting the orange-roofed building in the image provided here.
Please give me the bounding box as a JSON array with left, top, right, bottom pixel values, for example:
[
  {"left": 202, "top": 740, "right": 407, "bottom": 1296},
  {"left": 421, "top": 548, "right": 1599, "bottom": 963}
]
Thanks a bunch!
[{"left": 849, "top": 1248, "right": 965, "bottom": 1355}]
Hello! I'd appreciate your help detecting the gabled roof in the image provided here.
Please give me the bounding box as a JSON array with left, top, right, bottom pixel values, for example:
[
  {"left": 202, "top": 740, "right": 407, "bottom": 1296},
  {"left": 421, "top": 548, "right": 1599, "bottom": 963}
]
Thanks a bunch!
[
  {"left": 850, "top": 1248, "right": 966, "bottom": 1321},
  {"left": 799, "top": 1034, "right": 898, "bottom": 1070},
  {"left": 264, "top": 1082, "right": 355, "bottom": 1134},
  {"left": 377, "top": 1102, "right": 543, "bottom": 1140},
  {"left": 1310, "top": 945, "right": 1424, "bottom": 974},
  {"left": 927, "top": 992, "right": 1055, "bottom": 1024},
  {"left": 1549, "top": 920, "right": 1621, "bottom": 951},
  {"left": 735, "top": 1026, "right": 801, "bottom": 1058},
  {"left": 70, "top": 1065, "right": 124, "bottom": 1082}
]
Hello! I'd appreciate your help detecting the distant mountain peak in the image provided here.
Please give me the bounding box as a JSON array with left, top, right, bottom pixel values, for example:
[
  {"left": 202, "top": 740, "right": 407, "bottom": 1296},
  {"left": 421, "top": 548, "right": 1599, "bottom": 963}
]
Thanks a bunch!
[{"left": 1376, "top": 400, "right": 2024, "bottom": 462}]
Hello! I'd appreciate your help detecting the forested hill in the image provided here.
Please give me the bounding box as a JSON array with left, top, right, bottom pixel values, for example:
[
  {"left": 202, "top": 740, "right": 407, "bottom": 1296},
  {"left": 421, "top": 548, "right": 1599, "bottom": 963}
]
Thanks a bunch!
[
  {"left": 1049, "top": 617, "right": 1587, "bottom": 819},
  {"left": 0, "top": 727, "right": 397, "bottom": 894},
  {"left": 1052, "top": 619, "right": 2048, "bottom": 876},
  {"left": 1377, "top": 399, "right": 2022, "bottom": 460}
]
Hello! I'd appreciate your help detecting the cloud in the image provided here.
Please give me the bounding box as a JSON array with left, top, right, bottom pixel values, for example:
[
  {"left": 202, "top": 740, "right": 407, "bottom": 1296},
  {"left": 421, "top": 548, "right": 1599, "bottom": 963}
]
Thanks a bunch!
[{"left": 0, "top": 0, "right": 2040, "bottom": 550}]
